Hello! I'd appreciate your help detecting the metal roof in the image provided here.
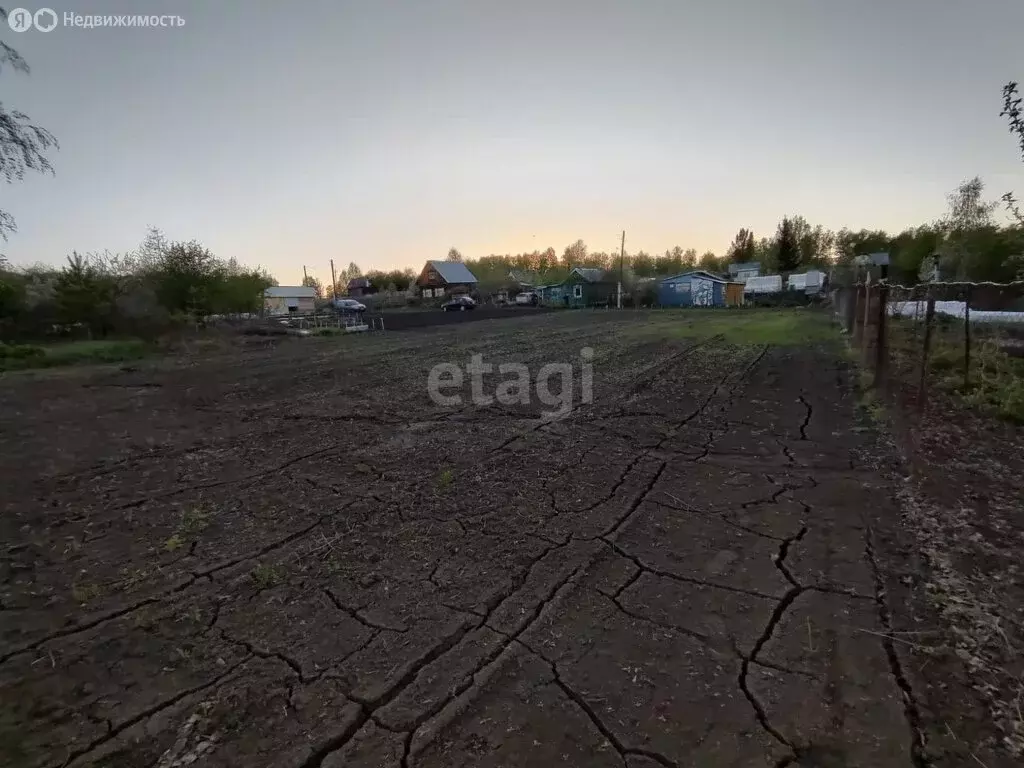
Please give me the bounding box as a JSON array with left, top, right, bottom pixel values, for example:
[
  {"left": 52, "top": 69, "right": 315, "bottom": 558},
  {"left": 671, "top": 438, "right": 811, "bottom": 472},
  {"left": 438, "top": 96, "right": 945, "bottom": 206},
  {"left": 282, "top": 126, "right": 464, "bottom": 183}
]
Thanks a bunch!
[
  {"left": 660, "top": 270, "right": 739, "bottom": 284},
  {"left": 427, "top": 260, "right": 478, "bottom": 284},
  {"left": 728, "top": 261, "right": 761, "bottom": 272},
  {"left": 264, "top": 286, "right": 317, "bottom": 298},
  {"left": 854, "top": 252, "right": 890, "bottom": 267},
  {"left": 508, "top": 269, "right": 538, "bottom": 284},
  {"left": 570, "top": 267, "right": 607, "bottom": 282}
]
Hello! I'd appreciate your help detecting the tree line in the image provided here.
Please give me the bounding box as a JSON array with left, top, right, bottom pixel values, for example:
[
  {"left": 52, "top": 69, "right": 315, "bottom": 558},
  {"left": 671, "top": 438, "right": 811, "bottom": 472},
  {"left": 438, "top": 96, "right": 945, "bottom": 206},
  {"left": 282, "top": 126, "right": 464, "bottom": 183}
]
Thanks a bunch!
[
  {"left": 0, "top": 228, "right": 275, "bottom": 340},
  {"left": 439, "top": 183, "right": 1023, "bottom": 295},
  {"left": 299, "top": 262, "right": 418, "bottom": 299},
  {"left": 3, "top": 12, "right": 1022, "bottom": 326}
]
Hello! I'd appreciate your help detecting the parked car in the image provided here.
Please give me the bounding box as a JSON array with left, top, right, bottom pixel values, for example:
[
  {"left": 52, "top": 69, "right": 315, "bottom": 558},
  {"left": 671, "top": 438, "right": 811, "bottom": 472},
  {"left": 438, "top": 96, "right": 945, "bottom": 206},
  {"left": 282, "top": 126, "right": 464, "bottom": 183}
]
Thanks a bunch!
[
  {"left": 515, "top": 292, "right": 538, "bottom": 306},
  {"left": 331, "top": 298, "right": 366, "bottom": 313},
  {"left": 442, "top": 296, "right": 476, "bottom": 312}
]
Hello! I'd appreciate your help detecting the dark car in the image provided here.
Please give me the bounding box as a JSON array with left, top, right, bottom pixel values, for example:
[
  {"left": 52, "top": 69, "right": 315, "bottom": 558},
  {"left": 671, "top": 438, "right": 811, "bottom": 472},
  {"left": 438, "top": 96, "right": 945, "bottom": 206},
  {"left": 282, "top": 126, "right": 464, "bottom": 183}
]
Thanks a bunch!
[{"left": 442, "top": 296, "right": 476, "bottom": 312}]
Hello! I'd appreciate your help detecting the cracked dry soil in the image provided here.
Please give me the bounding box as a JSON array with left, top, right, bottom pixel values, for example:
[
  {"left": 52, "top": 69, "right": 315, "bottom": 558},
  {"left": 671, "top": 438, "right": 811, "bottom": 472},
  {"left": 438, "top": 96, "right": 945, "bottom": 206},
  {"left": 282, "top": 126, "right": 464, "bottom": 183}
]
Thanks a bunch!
[{"left": 1, "top": 311, "right": 919, "bottom": 767}]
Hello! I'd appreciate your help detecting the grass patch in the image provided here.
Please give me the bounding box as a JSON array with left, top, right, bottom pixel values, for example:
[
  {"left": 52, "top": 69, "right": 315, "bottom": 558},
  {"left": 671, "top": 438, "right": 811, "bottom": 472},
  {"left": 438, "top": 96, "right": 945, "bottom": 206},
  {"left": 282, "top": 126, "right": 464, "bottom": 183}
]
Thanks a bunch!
[
  {"left": 436, "top": 467, "right": 454, "bottom": 488},
  {"left": 118, "top": 567, "right": 150, "bottom": 593},
  {"left": 943, "top": 337, "right": 1024, "bottom": 423},
  {"left": 891, "top": 322, "right": 1024, "bottom": 423},
  {"left": 628, "top": 308, "right": 838, "bottom": 346},
  {"left": 180, "top": 505, "right": 213, "bottom": 535},
  {"left": 251, "top": 562, "right": 285, "bottom": 589},
  {"left": 857, "top": 383, "right": 887, "bottom": 424},
  {"left": 71, "top": 578, "right": 103, "bottom": 604},
  {"left": 163, "top": 504, "right": 214, "bottom": 554},
  {"left": 0, "top": 339, "right": 151, "bottom": 372}
]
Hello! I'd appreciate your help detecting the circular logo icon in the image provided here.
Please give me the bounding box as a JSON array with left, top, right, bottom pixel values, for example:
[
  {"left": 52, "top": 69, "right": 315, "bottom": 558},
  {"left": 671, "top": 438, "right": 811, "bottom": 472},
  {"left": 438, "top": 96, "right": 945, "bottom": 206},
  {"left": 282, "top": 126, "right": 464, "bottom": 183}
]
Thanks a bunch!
[
  {"left": 34, "top": 7, "right": 58, "bottom": 32},
  {"left": 6, "top": 7, "right": 33, "bottom": 32}
]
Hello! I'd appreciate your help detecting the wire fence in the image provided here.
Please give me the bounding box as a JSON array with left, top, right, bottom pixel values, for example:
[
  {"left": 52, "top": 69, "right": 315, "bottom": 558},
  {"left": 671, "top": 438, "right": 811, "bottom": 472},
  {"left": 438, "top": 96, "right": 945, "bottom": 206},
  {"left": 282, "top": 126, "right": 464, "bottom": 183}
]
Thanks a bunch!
[{"left": 832, "top": 279, "right": 1024, "bottom": 422}]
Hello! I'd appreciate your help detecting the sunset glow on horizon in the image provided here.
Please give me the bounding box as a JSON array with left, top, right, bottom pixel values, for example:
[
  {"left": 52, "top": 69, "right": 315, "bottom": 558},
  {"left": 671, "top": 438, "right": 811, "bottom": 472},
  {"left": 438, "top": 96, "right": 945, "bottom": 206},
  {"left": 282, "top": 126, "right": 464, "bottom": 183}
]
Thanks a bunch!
[{"left": 5, "top": 0, "right": 1024, "bottom": 284}]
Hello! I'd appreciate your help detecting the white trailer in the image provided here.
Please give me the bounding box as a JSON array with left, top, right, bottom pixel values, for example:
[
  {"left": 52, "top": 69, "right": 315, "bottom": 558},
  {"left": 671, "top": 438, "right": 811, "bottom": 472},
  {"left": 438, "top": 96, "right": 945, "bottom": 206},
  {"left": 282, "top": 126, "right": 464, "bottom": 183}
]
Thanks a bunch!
[
  {"left": 743, "top": 275, "right": 783, "bottom": 294},
  {"left": 786, "top": 270, "right": 825, "bottom": 294}
]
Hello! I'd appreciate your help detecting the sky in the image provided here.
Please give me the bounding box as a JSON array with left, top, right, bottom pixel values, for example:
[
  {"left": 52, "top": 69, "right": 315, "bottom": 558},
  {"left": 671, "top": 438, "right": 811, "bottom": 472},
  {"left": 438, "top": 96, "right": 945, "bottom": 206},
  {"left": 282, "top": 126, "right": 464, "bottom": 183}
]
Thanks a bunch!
[{"left": 3, "top": 0, "right": 1024, "bottom": 284}]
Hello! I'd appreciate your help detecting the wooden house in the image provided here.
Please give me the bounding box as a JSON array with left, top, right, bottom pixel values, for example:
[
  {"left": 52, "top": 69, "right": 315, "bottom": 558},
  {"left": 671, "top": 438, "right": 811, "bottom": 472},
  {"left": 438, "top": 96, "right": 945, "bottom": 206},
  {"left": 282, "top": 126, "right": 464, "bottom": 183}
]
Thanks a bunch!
[{"left": 415, "top": 261, "right": 479, "bottom": 298}]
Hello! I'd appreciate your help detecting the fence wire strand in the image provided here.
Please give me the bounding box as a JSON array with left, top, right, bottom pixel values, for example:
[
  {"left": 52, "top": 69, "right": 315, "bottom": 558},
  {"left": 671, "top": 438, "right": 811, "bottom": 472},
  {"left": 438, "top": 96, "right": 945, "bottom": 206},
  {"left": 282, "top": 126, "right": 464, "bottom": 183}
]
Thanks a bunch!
[{"left": 832, "top": 279, "right": 1024, "bottom": 423}]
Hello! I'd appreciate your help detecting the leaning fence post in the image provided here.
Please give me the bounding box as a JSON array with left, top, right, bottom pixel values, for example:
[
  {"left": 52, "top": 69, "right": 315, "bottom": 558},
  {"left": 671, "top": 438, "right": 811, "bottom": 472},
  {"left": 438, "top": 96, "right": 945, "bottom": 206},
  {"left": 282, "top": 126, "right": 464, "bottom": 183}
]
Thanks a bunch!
[
  {"left": 963, "top": 285, "right": 972, "bottom": 391},
  {"left": 861, "top": 275, "right": 874, "bottom": 371},
  {"left": 918, "top": 296, "right": 936, "bottom": 413},
  {"left": 874, "top": 283, "right": 888, "bottom": 387},
  {"left": 852, "top": 283, "right": 864, "bottom": 345}
]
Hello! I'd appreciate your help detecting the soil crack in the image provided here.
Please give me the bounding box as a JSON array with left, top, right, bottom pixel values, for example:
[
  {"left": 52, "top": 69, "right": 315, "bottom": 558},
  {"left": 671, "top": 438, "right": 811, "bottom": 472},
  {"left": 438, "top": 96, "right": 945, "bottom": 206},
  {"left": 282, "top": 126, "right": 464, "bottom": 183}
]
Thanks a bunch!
[
  {"left": 863, "top": 524, "right": 929, "bottom": 767},
  {"left": 517, "top": 640, "right": 679, "bottom": 768},
  {"left": 736, "top": 526, "right": 810, "bottom": 757}
]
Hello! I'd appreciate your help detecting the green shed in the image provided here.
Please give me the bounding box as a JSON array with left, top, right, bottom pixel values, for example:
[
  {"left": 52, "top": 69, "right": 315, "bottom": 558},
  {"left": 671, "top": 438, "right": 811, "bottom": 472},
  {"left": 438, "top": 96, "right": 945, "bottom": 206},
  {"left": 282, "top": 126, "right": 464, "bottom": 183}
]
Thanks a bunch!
[{"left": 540, "top": 268, "right": 616, "bottom": 308}]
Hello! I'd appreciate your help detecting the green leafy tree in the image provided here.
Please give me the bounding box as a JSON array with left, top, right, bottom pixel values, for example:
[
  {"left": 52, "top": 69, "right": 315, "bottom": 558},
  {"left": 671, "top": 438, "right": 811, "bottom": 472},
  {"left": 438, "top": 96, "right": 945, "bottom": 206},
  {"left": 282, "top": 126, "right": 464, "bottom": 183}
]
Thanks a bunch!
[
  {"left": 937, "top": 177, "right": 999, "bottom": 280},
  {"left": 655, "top": 247, "right": 684, "bottom": 275},
  {"left": 889, "top": 226, "right": 942, "bottom": 283},
  {"left": 389, "top": 268, "right": 415, "bottom": 291},
  {"left": 1000, "top": 82, "right": 1024, "bottom": 224},
  {"left": 632, "top": 250, "right": 655, "bottom": 276},
  {"left": 539, "top": 247, "right": 558, "bottom": 271},
  {"left": 53, "top": 253, "right": 117, "bottom": 336},
  {"left": 582, "top": 251, "right": 611, "bottom": 270},
  {"left": 788, "top": 216, "right": 835, "bottom": 267},
  {"left": 562, "top": 239, "right": 587, "bottom": 265},
  {"left": 212, "top": 260, "right": 273, "bottom": 313},
  {"left": 698, "top": 250, "right": 721, "bottom": 272},
  {"left": 0, "top": 272, "right": 24, "bottom": 321},
  {"left": 340, "top": 262, "right": 362, "bottom": 284},
  {"left": 364, "top": 268, "right": 414, "bottom": 292},
  {"left": 152, "top": 240, "right": 218, "bottom": 315},
  {"left": 1, "top": 8, "right": 59, "bottom": 244},
  {"left": 833, "top": 228, "right": 890, "bottom": 265},
  {"left": 301, "top": 275, "right": 324, "bottom": 299},
  {"left": 752, "top": 236, "right": 777, "bottom": 272}
]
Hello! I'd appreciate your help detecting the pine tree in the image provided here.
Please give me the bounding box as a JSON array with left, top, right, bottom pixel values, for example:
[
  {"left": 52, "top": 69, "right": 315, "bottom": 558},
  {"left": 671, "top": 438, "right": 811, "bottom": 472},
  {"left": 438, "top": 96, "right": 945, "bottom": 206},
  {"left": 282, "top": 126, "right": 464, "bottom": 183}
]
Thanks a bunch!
[{"left": 775, "top": 217, "right": 800, "bottom": 273}]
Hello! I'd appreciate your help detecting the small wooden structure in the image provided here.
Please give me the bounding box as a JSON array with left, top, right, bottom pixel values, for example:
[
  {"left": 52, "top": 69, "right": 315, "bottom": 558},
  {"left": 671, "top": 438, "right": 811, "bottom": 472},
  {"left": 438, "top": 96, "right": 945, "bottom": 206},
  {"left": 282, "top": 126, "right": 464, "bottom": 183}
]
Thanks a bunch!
[{"left": 264, "top": 286, "right": 316, "bottom": 315}]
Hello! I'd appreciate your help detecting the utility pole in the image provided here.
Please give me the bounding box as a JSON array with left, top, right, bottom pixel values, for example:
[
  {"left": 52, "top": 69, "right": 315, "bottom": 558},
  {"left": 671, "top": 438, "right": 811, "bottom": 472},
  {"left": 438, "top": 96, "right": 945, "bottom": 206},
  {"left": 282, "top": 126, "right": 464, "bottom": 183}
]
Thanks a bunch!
[
  {"left": 330, "top": 259, "right": 337, "bottom": 300},
  {"left": 618, "top": 230, "right": 625, "bottom": 309},
  {"left": 303, "top": 265, "right": 308, "bottom": 282}
]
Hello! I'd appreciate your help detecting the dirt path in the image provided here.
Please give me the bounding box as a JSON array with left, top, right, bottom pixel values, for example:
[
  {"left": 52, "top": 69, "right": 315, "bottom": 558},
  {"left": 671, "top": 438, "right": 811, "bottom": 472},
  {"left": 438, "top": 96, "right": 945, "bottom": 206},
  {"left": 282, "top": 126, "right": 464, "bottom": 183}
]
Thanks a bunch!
[{"left": 0, "top": 312, "right": 916, "bottom": 767}]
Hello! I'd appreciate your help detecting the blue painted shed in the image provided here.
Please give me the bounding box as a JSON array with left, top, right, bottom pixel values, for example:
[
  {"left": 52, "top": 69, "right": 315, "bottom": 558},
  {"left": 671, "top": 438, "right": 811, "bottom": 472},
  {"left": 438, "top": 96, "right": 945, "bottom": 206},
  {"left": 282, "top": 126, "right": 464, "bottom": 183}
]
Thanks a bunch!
[{"left": 658, "top": 271, "right": 740, "bottom": 307}]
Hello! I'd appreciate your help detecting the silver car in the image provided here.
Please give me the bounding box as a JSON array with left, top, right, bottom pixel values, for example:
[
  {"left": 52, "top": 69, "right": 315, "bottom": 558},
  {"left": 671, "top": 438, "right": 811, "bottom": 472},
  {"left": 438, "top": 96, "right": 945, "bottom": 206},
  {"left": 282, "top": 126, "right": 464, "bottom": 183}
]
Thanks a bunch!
[{"left": 332, "top": 298, "right": 367, "bottom": 313}]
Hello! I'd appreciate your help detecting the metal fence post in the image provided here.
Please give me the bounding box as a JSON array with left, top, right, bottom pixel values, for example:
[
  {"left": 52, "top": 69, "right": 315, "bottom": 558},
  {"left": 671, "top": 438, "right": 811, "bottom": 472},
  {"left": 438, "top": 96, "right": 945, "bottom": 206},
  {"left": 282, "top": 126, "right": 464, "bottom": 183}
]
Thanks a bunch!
[
  {"left": 963, "top": 285, "right": 972, "bottom": 391},
  {"left": 852, "top": 284, "right": 864, "bottom": 345},
  {"left": 918, "top": 296, "right": 936, "bottom": 413},
  {"left": 874, "top": 284, "right": 888, "bottom": 387},
  {"left": 861, "top": 276, "right": 874, "bottom": 371}
]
